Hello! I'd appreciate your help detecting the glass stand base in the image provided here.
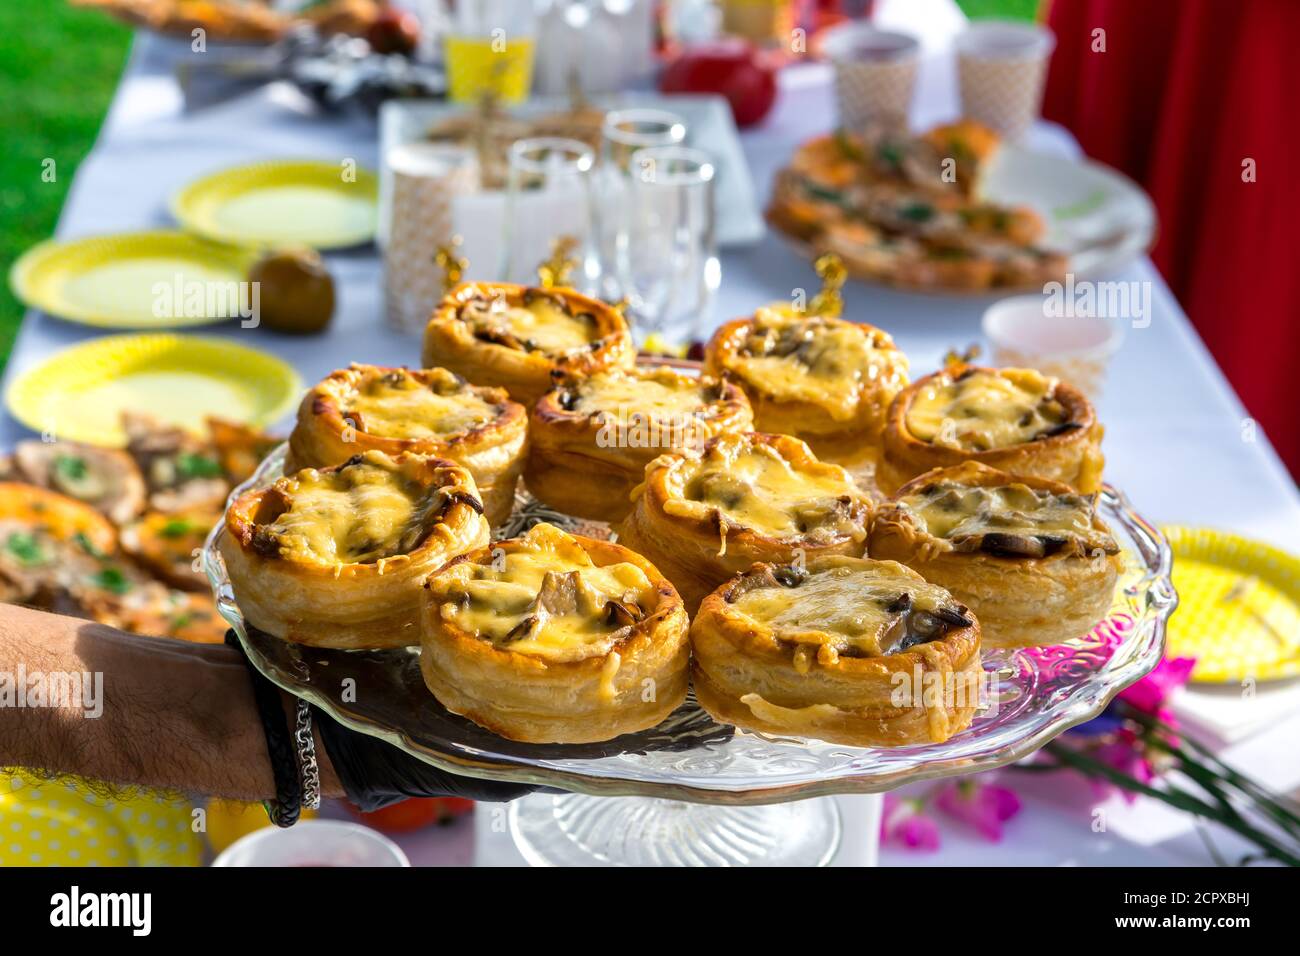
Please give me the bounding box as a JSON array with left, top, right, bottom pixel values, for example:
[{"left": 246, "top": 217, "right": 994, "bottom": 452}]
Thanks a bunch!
[{"left": 508, "top": 792, "right": 843, "bottom": 867}]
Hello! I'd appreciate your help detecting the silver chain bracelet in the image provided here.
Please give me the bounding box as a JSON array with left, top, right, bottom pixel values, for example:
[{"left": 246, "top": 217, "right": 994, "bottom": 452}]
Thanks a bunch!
[{"left": 294, "top": 699, "right": 322, "bottom": 811}]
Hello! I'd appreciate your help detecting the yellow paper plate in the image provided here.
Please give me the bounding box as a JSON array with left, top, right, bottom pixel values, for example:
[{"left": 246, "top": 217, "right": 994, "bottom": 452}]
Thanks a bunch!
[
  {"left": 0, "top": 771, "right": 203, "bottom": 867},
  {"left": 172, "top": 159, "right": 379, "bottom": 249},
  {"left": 9, "top": 230, "right": 259, "bottom": 330},
  {"left": 5, "top": 333, "right": 302, "bottom": 447},
  {"left": 1162, "top": 525, "right": 1300, "bottom": 683}
]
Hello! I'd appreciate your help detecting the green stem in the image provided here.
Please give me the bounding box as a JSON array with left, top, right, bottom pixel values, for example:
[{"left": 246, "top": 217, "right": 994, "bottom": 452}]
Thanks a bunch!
[{"left": 1042, "top": 741, "right": 1300, "bottom": 867}]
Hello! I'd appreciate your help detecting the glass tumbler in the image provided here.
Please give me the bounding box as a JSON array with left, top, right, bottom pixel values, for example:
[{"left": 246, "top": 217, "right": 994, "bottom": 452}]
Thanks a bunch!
[
  {"left": 501, "top": 136, "right": 599, "bottom": 288},
  {"left": 597, "top": 108, "right": 687, "bottom": 300},
  {"left": 615, "top": 145, "right": 719, "bottom": 344}
]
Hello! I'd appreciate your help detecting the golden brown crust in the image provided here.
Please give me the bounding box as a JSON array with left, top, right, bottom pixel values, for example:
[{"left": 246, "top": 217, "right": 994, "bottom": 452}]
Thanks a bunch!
[
  {"left": 284, "top": 364, "right": 528, "bottom": 527},
  {"left": 525, "top": 367, "right": 753, "bottom": 523},
  {"left": 421, "top": 281, "right": 636, "bottom": 408},
  {"left": 616, "top": 432, "right": 871, "bottom": 614},
  {"left": 703, "top": 311, "right": 909, "bottom": 462},
  {"left": 691, "top": 556, "right": 982, "bottom": 747},
  {"left": 419, "top": 529, "right": 690, "bottom": 743},
  {"left": 869, "top": 462, "right": 1121, "bottom": 648},
  {"left": 877, "top": 366, "right": 1105, "bottom": 495},
  {"left": 220, "top": 452, "right": 490, "bottom": 649}
]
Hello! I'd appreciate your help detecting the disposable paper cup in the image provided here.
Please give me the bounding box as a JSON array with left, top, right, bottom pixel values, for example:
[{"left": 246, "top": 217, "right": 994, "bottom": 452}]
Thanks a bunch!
[
  {"left": 982, "top": 293, "right": 1124, "bottom": 398},
  {"left": 819, "top": 24, "right": 920, "bottom": 130},
  {"left": 956, "top": 20, "right": 1055, "bottom": 140},
  {"left": 212, "top": 819, "right": 411, "bottom": 867},
  {"left": 382, "top": 143, "right": 480, "bottom": 334}
]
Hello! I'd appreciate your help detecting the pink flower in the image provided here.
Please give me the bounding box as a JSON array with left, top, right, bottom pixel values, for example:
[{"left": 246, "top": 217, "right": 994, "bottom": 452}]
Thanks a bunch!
[
  {"left": 1093, "top": 741, "right": 1156, "bottom": 804},
  {"left": 880, "top": 793, "right": 941, "bottom": 851},
  {"left": 934, "top": 777, "right": 1022, "bottom": 841},
  {"left": 1119, "top": 656, "right": 1195, "bottom": 715}
]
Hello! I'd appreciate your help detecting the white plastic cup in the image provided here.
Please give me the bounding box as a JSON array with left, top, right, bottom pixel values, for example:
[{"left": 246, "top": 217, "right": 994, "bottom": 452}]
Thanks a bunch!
[
  {"left": 955, "top": 20, "right": 1056, "bottom": 140},
  {"left": 212, "top": 819, "right": 411, "bottom": 867},
  {"left": 819, "top": 24, "right": 921, "bottom": 130},
  {"left": 382, "top": 143, "right": 480, "bottom": 334},
  {"left": 982, "top": 293, "right": 1124, "bottom": 398}
]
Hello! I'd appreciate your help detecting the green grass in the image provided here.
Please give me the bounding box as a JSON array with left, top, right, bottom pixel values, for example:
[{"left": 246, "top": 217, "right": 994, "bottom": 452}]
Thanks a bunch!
[
  {"left": 954, "top": 0, "right": 1043, "bottom": 21},
  {"left": 0, "top": 0, "right": 131, "bottom": 370}
]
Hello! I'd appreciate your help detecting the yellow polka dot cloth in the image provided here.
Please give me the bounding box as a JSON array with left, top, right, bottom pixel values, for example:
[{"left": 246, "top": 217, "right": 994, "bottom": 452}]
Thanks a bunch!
[
  {"left": 1162, "top": 526, "right": 1300, "bottom": 683},
  {"left": 0, "top": 771, "right": 203, "bottom": 866}
]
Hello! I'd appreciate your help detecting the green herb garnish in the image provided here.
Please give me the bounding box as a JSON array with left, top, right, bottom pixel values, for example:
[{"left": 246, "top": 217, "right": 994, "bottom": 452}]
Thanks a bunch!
[
  {"left": 175, "top": 452, "right": 223, "bottom": 480},
  {"left": 92, "top": 567, "right": 132, "bottom": 595},
  {"left": 159, "top": 518, "right": 195, "bottom": 539},
  {"left": 53, "top": 455, "right": 88, "bottom": 482},
  {"left": 6, "top": 532, "right": 45, "bottom": 566}
]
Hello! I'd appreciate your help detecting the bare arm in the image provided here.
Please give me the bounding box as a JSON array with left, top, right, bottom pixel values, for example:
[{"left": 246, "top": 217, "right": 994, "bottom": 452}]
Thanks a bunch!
[{"left": 0, "top": 603, "right": 342, "bottom": 801}]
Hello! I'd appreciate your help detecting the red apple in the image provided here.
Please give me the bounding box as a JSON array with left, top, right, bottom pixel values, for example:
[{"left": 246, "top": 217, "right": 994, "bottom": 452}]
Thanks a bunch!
[{"left": 659, "top": 39, "right": 778, "bottom": 128}]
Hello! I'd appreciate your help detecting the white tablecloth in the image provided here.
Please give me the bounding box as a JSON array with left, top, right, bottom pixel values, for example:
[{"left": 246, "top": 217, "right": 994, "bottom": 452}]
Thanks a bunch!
[{"left": 6, "top": 25, "right": 1299, "bottom": 866}]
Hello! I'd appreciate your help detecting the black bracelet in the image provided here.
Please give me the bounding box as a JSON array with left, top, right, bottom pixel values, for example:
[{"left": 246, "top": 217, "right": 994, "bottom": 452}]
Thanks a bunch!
[{"left": 225, "top": 630, "right": 302, "bottom": 827}]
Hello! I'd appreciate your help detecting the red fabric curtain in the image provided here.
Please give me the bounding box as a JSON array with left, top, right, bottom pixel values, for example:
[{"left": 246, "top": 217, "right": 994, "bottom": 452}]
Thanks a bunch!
[{"left": 1043, "top": 0, "right": 1300, "bottom": 478}]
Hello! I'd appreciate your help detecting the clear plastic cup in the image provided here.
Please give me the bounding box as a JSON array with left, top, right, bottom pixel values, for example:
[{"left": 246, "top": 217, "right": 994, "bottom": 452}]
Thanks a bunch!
[{"left": 212, "top": 819, "right": 410, "bottom": 867}]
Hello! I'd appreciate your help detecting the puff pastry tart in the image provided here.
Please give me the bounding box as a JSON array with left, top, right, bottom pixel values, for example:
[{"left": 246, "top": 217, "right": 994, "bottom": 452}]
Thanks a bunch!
[
  {"left": 220, "top": 451, "right": 490, "bottom": 649},
  {"left": 284, "top": 364, "right": 527, "bottom": 527},
  {"left": 869, "top": 462, "right": 1121, "bottom": 648},
  {"left": 526, "top": 366, "right": 753, "bottom": 523},
  {"left": 692, "top": 556, "right": 982, "bottom": 747},
  {"left": 420, "top": 522, "right": 689, "bottom": 743},
  {"left": 878, "top": 366, "right": 1104, "bottom": 495},
  {"left": 704, "top": 307, "right": 909, "bottom": 460},
  {"left": 421, "top": 281, "right": 636, "bottom": 407},
  {"left": 617, "top": 432, "right": 871, "bottom": 614}
]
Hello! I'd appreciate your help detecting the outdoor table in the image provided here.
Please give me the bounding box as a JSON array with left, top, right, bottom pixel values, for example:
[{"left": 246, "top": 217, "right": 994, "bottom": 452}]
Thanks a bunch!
[{"left": 4, "top": 24, "right": 1298, "bottom": 866}]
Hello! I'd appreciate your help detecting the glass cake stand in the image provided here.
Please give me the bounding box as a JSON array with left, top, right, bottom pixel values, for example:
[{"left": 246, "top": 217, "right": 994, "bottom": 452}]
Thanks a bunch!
[{"left": 206, "top": 446, "right": 1176, "bottom": 867}]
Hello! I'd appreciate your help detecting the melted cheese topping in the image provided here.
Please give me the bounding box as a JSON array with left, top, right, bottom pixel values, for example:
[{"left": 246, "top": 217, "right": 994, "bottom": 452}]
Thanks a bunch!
[
  {"left": 727, "top": 309, "right": 908, "bottom": 422},
  {"left": 460, "top": 290, "right": 596, "bottom": 355},
  {"left": 432, "top": 523, "right": 656, "bottom": 663},
  {"left": 661, "top": 436, "right": 867, "bottom": 541},
  {"left": 258, "top": 454, "right": 441, "bottom": 565},
  {"left": 571, "top": 368, "right": 717, "bottom": 420},
  {"left": 732, "top": 562, "right": 958, "bottom": 657},
  {"left": 906, "top": 369, "right": 1068, "bottom": 451},
  {"left": 342, "top": 368, "right": 499, "bottom": 440},
  {"left": 901, "top": 481, "right": 1103, "bottom": 544}
]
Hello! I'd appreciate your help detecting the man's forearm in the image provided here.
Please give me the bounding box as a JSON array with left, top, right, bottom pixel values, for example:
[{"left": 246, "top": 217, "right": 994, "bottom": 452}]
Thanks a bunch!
[{"left": 0, "top": 603, "right": 341, "bottom": 801}]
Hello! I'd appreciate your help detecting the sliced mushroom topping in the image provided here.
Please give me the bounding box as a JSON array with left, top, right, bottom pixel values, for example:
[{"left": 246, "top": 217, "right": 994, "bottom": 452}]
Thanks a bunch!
[
  {"left": 979, "top": 532, "right": 1047, "bottom": 559},
  {"left": 881, "top": 599, "right": 974, "bottom": 655},
  {"left": 603, "top": 598, "right": 643, "bottom": 628},
  {"left": 443, "top": 489, "right": 485, "bottom": 515},
  {"left": 502, "top": 614, "right": 541, "bottom": 644},
  {"left": 773, "top": 564, "right": 807, "bottom": 588}
]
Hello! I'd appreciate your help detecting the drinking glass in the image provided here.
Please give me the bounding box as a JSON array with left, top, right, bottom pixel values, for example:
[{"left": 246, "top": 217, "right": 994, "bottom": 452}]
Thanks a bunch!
[
  {"left": 597, "top": 109, "right": 687, "bottom": 300},
  {"left": 444, "top": 0, "right": 539, "bottom": 104},
  {"left": 501, "top": 137, "right": 599, "bottom": 288},
  {"left": 616, "top": 145, "right": 719, "bottom": 344}
]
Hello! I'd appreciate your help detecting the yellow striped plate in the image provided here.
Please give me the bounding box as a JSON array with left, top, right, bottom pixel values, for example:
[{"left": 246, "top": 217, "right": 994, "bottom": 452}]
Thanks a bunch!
[
  {"left": 10, "top": 230, "right": 259, "bottom": 330},
  {"left": 5, "top": 334, "right": 302, "bottom": 447},
  {"left": 172, "top": 159, "right": 379, "bottom": 249},
  {"left": 1162, "top": 525, "right": 1300, "bottom": 683}
]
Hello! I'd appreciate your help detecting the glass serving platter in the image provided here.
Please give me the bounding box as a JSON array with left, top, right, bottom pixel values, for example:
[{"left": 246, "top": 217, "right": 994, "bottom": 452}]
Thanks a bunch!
[{"left": 205, "top": 444, "right": 1175, "bottom": 807}]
